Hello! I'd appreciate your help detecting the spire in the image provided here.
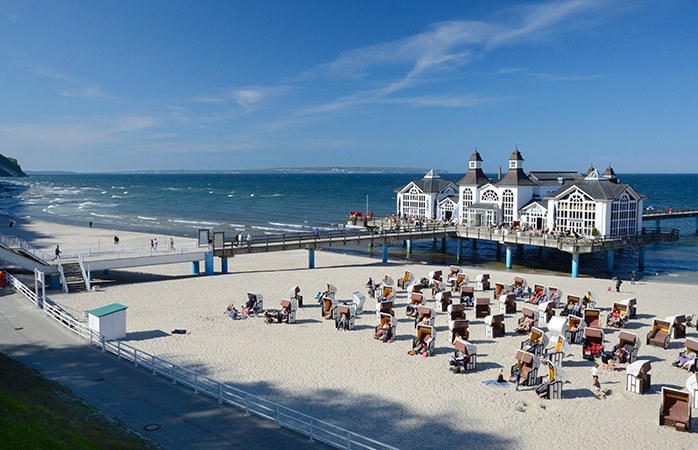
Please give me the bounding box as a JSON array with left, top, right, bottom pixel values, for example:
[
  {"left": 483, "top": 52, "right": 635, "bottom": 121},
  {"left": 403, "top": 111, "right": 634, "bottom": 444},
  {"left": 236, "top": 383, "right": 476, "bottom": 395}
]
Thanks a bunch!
[
  {"left": 603, "top": 164, "right": 618, "bottom": 183},
  {"left": 424, "top": 169, "right": 439, "bottom": 179},
  {"left": 458, "top": 149, "right": 490, "bottom": 186},
  {"left": 585, "top": 164, "right": 595, "bottom": 176},
  {"left": 585, "top": 168, "right": 604, "bottom": 181}
]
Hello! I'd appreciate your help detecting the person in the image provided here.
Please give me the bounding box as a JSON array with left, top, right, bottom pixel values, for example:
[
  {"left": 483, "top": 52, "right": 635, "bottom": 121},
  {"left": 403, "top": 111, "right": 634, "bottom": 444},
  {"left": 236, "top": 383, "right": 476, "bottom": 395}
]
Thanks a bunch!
[
  {"left": 514, "top": 368, "right": 522, "bottom": 391},
  {"left": 237, "top": 233, "right": 243, "bottom": 247},
  {"left": 615, "top": 277, "right": 622, "bottom": 293},
  {"left": 89, "top": 221, "right": 92, "bottom": 228},
  {"left": 591, "top": 363, "right": 605, "bottom": 398},
  {"left": 54, "top": 245, "right": 61, "bottom": 260},
  {"left": 516, "top": 316, "right": 534, "bottom": 334},
  {"left": 150, "top": 239, "right": 154, "bottom": 250},
  {"left": 246, "top": 233, "right": 251, "bottom": 246},
  {"left": 366, "top": 277, "right": 376, "bottom": 298},
  {"left": 608, "top": 309, "right": 626, "bottom": 328},
  {"left": 631, "top": 271, "right": 636, "bottom": 285},
  {"left": 170, "top": 237, "right": 175, "bottom": 251},
  {"left": 374, "top": 321, "right": 392, "bottom": 342},
  {"left": 314, "top": 228, "right": 320, "bottom": 238},
  {"left": 497, "top": 369, "right": 505, "bottom": 383},
  {"left": 114, "top": 236, "right": 119, "bottom": 245},
  {"left": 153, "top": 238, "right": 158, "bottom": 250},
  {"left": 8, "top": 219, "right": 14, "bottom": 228}
]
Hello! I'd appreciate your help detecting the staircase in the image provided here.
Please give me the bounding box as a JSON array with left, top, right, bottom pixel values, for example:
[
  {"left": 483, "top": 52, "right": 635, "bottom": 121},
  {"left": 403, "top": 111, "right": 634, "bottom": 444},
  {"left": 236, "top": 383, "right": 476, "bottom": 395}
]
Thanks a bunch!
[{"left": 61, "top": 262, "right": 89, "bottom": 293}]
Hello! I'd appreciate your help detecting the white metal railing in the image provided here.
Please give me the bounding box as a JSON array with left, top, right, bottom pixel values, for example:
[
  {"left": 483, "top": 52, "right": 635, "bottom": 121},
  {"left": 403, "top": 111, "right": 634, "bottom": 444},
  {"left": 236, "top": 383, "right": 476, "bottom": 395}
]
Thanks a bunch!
[
  {"left": 5, "top": 273, "right": 399, "bottom": 450},
  {"left": 55, "top": 257, "right": 68, "bottom": 293},
  {"left": 0, "top": 234, "right": 51, "bottom": 262},
  {"left": 59, "top": 242, "right": 202, "bottom": 260},
  {"left": 77, "top": 255, "right": 91, "bottom": 291},
  {"left": 5, "top": 271, "right": 37, "bottom": 306}
]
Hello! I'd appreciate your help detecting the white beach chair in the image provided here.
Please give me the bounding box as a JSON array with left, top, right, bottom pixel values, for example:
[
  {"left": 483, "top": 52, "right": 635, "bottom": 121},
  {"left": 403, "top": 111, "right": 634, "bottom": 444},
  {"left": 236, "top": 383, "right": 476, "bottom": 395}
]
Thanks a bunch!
[
  {"left": 448, "top": 319, "right": 469, "bottom": 344},
  {"left": 246, "top": 292, "right": 263, "bottom": 313},
  {"left": 452, "top": 339, "right": 477, "bottom": 372},
  {"left": 382, "top": 274, "right": 394, "bottom": 287},
  {"left": 537, "top": 301, "right": 555, "bottom": 328},
  {"left": 335, "top": 304, "right": 356, "bottom": 330},
  {"left": 484, "top": 313, "right": 505, "bottom": 338},
  {"left": 511, "top": 350, "right": 540, "bottom": 387},
  {"left": 617, "top": 331, "right": 642, "bottom": 363},
  {"left": 686, "top": 373, "right": 698, "bottom": 409},
  {"left": 413, "top": 324, "right": 436, "bottom": 356},
  {"left": 375, "top": 312, "right": 397, "bottom": 341},
  {"left": 626, "top": 360, "right": 652, "bottom": 394},
  {"left": 520, "top": 326, "right": 549, "bottom": 358},
  {"left": 546, "top": 335, "right": 573, "bottom": 366},
  {"left": 476, "top": 273, "right": 490, "bottom": 291},
  {"left": 287, "top": 286, "right": 303, "bottom": 307},
  {"left": 666, "top": 314, "right": 687, "bottom": 339},
  {"left": 539, "top": 360, "right": 569, "bottom": 399},
  {"left": 352, "top": 291, "right": 366, "bottom": 314},
  {"left": 279, "top": 298, "right": 297, "bottom": 324},
  {"left": 565, "top": 315, "right": 585, "bottom": 344},
  {"left": 499, "top": 293, "right": 516, "bottom": 314}
]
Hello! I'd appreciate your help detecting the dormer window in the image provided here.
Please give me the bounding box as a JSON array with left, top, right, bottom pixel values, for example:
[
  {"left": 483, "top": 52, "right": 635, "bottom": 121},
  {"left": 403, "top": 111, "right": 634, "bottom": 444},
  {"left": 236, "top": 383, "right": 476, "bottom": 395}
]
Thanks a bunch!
[
  {"left": 509, "top": 161, "right": 516, "bottom": 168},
  {"left": 469, "top": 161, "right": 476, "bottom": 169}
]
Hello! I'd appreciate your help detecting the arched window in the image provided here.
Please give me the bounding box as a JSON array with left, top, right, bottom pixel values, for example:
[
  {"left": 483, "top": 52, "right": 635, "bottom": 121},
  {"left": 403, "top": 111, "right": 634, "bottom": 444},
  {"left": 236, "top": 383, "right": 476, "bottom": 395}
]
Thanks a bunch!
[
  {"left": 481, "top": 189, "right": 498, "bottom": 203},
  {"left": 402, "top": 186, "right": 427, "bottom": 218},
  {"left": 461, "top": 188, "right": 473, "bottom": 207},
  {"left": 502, "top": 189, "right": 514, "bottom": 224},
  {"left": 555, "top": 191, "right": 596, "bottom": 236},
  {"left": 611, "top": 193, "right": 637, "bottom": 236}
]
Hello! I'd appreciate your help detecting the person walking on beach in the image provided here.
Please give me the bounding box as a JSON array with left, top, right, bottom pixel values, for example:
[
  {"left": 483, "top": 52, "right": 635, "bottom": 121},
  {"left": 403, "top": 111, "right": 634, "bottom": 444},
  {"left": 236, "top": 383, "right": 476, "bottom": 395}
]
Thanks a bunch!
[
  {"left": 615, "top": 277, "right": 622, "bottom": 293},
  {"left": 114, "top": 236, "right": 119, "bottom": 245},
  {"left": 54, "top": 245, "right": 61, "bottom": 260},
  {"left": 314, "top": 228, "right": 319, "bottom": 238},
  {"left": 591, "top": 363, "right": 605, "bottom": 399},
  {"left": 150, "top": 239, "right": 154, "bottom": 250},
  {"left": 246, "top": 233, "right": 251, "bottom": 247},
  {"left": 169, "top": 237, "right": 175, "bottom": 251},
  {"left": 631, "top": 271, "right": 636, "bottom": 285},
  {"left": 514, "top": 368, "right": 521, "bottom": 391},
  {"left": 153, "top": 238, "right": 158, "bottom": 251}
]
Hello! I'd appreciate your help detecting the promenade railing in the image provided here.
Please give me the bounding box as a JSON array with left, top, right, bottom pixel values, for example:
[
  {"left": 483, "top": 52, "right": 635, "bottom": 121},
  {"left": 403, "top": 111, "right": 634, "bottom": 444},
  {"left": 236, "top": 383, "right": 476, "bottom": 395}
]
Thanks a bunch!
[
  {"left": 5, "top": 273, "right": 399, "bottom": 450},
  {"left": 0, "top": 234, "right": 51, "bottom": 262}
]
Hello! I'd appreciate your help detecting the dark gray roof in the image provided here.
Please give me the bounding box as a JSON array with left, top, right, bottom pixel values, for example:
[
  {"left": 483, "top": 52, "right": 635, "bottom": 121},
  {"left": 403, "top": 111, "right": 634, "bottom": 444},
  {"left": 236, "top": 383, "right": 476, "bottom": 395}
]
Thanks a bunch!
[
  {"left": 412, "top": 177, "right": 455, "bottom": 194},
  {"left": 439, "top": 195, "right": 458, "bottom": 204},
  {"left": 518, "top": 199, "right": 547, "bottom": 212},
  {"left": 465, "top": 202, "right": 500, "bottom": 210},
  {"left": 496, "top": 168, "right": 536, "bottom": 186},
  {"left": 509, "top": 149, "right": 524, "bottom": 161},
  {"left": 457, "top": 169, "right": 491, "bottom": 186},
  {"left": 528, "top": 171, "right": 584, "bottom": 185},
  {"left": 544, "top": 179, "right": 647, "bottom": 201}
]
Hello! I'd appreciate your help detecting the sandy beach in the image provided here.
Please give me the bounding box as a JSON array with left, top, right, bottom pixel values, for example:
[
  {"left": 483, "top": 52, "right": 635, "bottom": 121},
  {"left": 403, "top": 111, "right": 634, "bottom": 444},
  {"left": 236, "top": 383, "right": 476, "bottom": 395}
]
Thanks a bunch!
[{"left": 2, "top": 216, "right": 697, "bottom": 449}]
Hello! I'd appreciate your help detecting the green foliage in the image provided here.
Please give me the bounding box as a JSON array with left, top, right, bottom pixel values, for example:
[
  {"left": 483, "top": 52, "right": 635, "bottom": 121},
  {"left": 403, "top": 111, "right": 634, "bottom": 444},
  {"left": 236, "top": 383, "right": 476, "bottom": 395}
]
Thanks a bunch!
[{"left": 0, "top": 352, "right": 160, "bottom": 449}]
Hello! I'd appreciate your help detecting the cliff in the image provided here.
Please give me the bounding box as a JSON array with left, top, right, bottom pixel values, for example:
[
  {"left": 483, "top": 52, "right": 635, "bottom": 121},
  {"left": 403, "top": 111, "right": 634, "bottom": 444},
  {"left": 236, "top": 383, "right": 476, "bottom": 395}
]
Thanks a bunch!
[{"left": 0, "top": 155, "right": 27, "bottom": 177}]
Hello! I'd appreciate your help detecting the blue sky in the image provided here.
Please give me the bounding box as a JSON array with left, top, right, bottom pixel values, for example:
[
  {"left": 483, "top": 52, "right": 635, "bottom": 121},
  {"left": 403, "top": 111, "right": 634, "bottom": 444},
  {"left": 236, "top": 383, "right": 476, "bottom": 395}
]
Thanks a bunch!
[{"left": 1, "top": 0, "right": 697, "bottom": 173}]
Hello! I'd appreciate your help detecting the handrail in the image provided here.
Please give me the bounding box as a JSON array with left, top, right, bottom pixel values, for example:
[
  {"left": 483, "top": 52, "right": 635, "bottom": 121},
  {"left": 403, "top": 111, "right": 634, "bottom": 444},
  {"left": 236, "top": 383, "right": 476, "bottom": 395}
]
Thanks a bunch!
[
  {"left": 4, "top": 271, "right": 37, "bottom": 306},
  {"left": 5, "top": 272, "right": 399, "bottom": 450},
  {"left": 78, "top": 255, "right": 91, "bottom": 291},
  {"left": 0, "top": 234, "right": 51, "bottom": 262},
  {"left": 55, "top": 256, "right": 68, "bottom": 293}
]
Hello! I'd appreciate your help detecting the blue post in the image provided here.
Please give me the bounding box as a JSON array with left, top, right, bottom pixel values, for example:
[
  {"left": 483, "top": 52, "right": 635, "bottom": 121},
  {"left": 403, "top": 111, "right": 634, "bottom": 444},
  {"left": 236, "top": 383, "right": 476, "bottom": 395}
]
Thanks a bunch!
[
  {"left": 639, "top": 246, "right": 645, "bottom": 272},
  {"left": 456, "top": 239, "right": 462, "bottom": 263},
  {"left": 382, "top": 245, "right": 388, "bottom": 263},
  {"left": 204, "top": 252, "right": 214, "bottom": 275},
  {"left": 221, "top": 258, "right": 228, "bottom": 274},
  {"left": 406, "top": 239, "right": 412, "bottom": 253},
  {"left": 308, "top": 249, "right": 315, "bottom": 269},
  {"left": 505, "top": 246, "right": 512, "bottom": 269},
  {"left": 191, "top": 261, "right": 200, "bottom": 274},
  {"left": 472, "top": 239, "right": 477, "bottom": 250},
  {"left": 88, "top": 271, "right": 93, "bottom": 282},
  {"left": 441, "top": 237, "right": 447, "bottom": 252},
  {"left": 607, "top": 250, "right": 614, "bottom": 273},
  {"left": 655, "top": 220, "right": 660, "bottom": 231},
  {"left": 571, "top": 254, "right": 579, "bottom": 278},
  {"left": 695, "top": 217, "right": 698, "bottom": 233},
  {"left": 49, "top": 275, "right": 60, "bottom": 290}
]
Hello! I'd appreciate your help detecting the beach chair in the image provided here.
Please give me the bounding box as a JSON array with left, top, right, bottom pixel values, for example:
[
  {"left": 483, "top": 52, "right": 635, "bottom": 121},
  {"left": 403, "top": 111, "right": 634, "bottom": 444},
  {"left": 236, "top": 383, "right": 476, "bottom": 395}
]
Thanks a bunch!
[
  {"left": 449, "top": 319, "right": 470, "bottom": 343},
  {"left": 582, "top": 327, "right": 604, "bottom": 360},
  {"left": 475, "top": 298, "right": 490, "bottom": 318},
  {"left": 626, "top": 360, "right": 652, "bottom": 395},
  {"left": 607, "top": 303, "right": 629, "bottom": 328},
  {"left": 547, "top": 286, "right": 562, "bottom": 307},
  {"left": 533, "top": 284, "right": 545, "bottom": 297},
  {"left": 521, "top": 326, "right": 549, "bottom": 358},
  {"left": 447, "top": 303, "right": 466, "bottom": 326},
  {"left": 406, "top": 293, "right": 423, "bottom": 317},
  {"left": 666, "top": 315, "right": 687, "bottom": 339},
  {"left": 585, "top": 290, "right": 599, "bottom": 309},
  {"left": 279, "top": 298, "right": 297, "bottom": 324},
  {"left": 547, "top": 316, "right": 567, "bottom": 341},
  {"left": 546, "top": 334, "right": 573, "bottom": 366},
  {"left": 484, "top": 313, "right": 505, "bottom": 338},
  {"left": 287, "top": 286, "right": 303, "bottom": 307},
  {"left": 686, "top": 374, "right": 698, "bottom": 409},
  {"left": 493, "top": 283, "right": 506, "bottom": 299},
  {"left": 451, "top": 339, "right": 477, "bottom": 372},
  {"left": 537, "top": 360, "right": 569, "bottom": 399},
  {"left": 407, "top": 283, "right": 424, "bottom": 295},
  {"left": 321, "top": 295, "right": 338, "bottom": 320},
  {"left": 620, "top": 298, "right": 637, "bottom": 319},
  {"left": 449, "top": 265, "right": 461, "bottom": 279},
  {"left": 415, "top": 306, "right": 435, "bottom": 328},
  {"left": 565, "top": 315, "right": 585, "bottom": 344},
  {"left": 561, "top": 295, "right": 581, "bottom": 317},
  {"left": 429, "top": 270, "right": 443, "bottom": 282},
  {"left": 517, "top": 306, "right": 539, "bottom": 333},
  {"left": 511, "top": 350, "right": 541, "bottom": 387},
  {"left": 674, "top": 338, "right": 698, "bottom": 373},
  {"left": 431, "top": 279, "right": 446, "bottom": 298},
  {"left": 379, "top": 285, "right": 394, "bottom": 302},
  {"left": 450, "top": 273, "right": 468, "bottom": 292},
  {"left": 375, "top": 312, "right": 396, "bottom": 341},
  {"left": 397, "top": 271, "right": 414, "bottom": 289},
  {"left": 246, "top": 292, "right": 263, "bottom": 314},
  {"left": 499, "top": 293, "right": 517, "bottom": 314},
  {"left": 659, "top": 387, "right": 691, "bottom": 432},
  {"left": 335, "top": 304, "right": 356, "bottom": 331},
  {"left": 615, "top": 331, "right": 641, "bottom": 363},
  {"left": 435, "top": 290, "right": 452, "bottom": 312},
  {"left": 376, "top": 300, "right": 394, "bottom": 321},
  {"left": 325, "top": 284, "right": 337, "bottom": 301},
  {"left": 382, "top": 274, "right": 394, "bottom": 287},
  {"left": 412, "top": 324, "right": 436, "bottom": 356},
  {"left": 476, "top": 274, "right": 490, "bottom": 291},
  {"left": 583, "top": 309, "right": 601, "bottom": 329},
  {"left": 351, "top": 291, "right": 366, "bottom": 314},
  {"left": 459, "top": 286, "right": 475, "bottom": 306},
  {"left": 512, "top": 276, "right": 527, "bottom": 292},
  {"left": 538, "top": 301, "right": 555, "bottom": 327},
  {"left": 647, "top": 319, "right": 671, "bottom": 349}
]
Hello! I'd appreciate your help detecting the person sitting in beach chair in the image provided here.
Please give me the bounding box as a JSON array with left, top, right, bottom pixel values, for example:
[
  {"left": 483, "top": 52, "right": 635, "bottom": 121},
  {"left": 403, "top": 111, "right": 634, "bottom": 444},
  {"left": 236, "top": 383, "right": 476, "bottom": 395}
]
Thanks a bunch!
[
  {"left": 601, "top": 344, "right": 630, "bottom": 370},
  {"left": 673, "top": 338, "right": 698, "bottom": 372},
  {"left": 616, "top": 331, "right": 641, "bottom": 363},
  {"left": 493, "top": 283, "right": 506, "bottom": 300},
  {"left": 515, "top": 307, "right": 538, "bottom": 334},
  {"left": 414, "top": 306, "right": 435, "bottom": 328},
  {"left": 406, "top": 293, "right": 424, "bottom": 317},
  {"left": 335, "top": 304, "right": 356, "bottom": 331},
  {"left": 521, "top": 327, "right": 549, "bottom": 358},
  {"left": 263, "top": 308, "right": 285, "bottom": 324},
  {"left": 607, "top": 303, "right": 628, "bottom": 328},
  {"left": 397, "top": 271, "right": 414, "bottom": 289},
  {"left": 244, "top": 293, "right": 263, "bottom": 315},
  {"left": 374, "top": 313, "right": 396, "bottom": 343},
  {"left": 459, "top": 286, "right": 474, "bottom": 306},
  {"left": 279, "top": 298, "right": 297, "bottom": 324},
  {"left": 565, "top": 315, "right": 585, "bottom": 344},
  {"left": 449, "top": 339, "right": 477, "bottom": 373},
  {"left": 561, "top": 295, "right": 581, "bottom": 317},
  {"left": 582, "top": 328, "right": 605, "bottom": 360},
  {"left": 409, "top": 325, "right": 436, "bottom": 357}
]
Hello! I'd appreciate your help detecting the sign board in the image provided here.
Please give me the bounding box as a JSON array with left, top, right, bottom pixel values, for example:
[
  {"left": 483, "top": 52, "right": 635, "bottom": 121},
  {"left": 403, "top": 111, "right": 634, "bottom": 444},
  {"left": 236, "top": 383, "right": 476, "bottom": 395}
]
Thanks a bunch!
[
  {"left": 198, "top": 229, "right": 210, "bottom": 247},
  {"left": 213, "top": 232, "right": 225, "bottom": 249}
]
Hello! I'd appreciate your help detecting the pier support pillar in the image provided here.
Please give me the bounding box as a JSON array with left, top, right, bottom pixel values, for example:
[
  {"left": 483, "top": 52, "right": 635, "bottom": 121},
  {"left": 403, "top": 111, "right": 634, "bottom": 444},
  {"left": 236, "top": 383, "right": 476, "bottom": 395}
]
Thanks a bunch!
[
  {"left": 191, "top": 261, "right": 200, "bottom": 275},
  {"left": 406, "top": 240, "right": 412, "bottom": 253},
  {"left": 382, "top": 245, "right": 389, "bottom": 263},
  {"left": 638, "top": 246, "right": 645, "bottom": 272},
  {"left": 472, "top": 239, "right": 477, "bottom": 250},
  {"left": 308, "top": 249, "right": 315, "bottom": 269},
  {"left": 607, "top": 250, "right": 614, "bottom": 273},
  {"left": 496, "top": 243, "right": 501, "bottom": 259},
  {"left": 505, "top": 245, "right": 513, "bottom": 270},
  {"left": 571, "top": 254, "right": 580, "bottom": 278},
  {"left": 456, "top": 239, "right": 463, "bottom": 263},
  {"left": 441, "top": 237, "right": 447, "bottom": 252},
  {"left": 695, "top": 217, "right": 698, "bottom": 233},
  {"left": 221, "top": 258, "right": 228, "bottom": 274},
  {"left": 88, "top": 271, "right": 93, "bottom": 282},
  {"left": 204, "top": 252, "right": 214, "bottom": 276},
  {"left": 48, "top": 275, "right": 60, "bottom": 290},
  {"left": 655, "top": 220, "right": 660, "bottom": 231}
]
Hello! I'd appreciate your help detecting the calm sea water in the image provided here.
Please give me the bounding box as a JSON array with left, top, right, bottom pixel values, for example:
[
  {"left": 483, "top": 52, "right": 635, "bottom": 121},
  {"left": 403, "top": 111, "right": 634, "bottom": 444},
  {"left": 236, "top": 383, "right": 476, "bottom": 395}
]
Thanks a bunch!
[{"left": 1, "top": 173, "right": 698, "bottom": 283}]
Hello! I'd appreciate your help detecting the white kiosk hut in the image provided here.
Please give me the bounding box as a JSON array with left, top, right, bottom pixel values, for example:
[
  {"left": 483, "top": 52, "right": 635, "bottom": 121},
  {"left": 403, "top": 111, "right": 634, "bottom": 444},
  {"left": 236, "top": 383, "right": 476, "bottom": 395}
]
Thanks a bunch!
[
  {"left": 626, "top": 360, "right": 652, "bottom": 394},
  {"left": 87, "top": 303, "right": 127, "bottom": 340}
]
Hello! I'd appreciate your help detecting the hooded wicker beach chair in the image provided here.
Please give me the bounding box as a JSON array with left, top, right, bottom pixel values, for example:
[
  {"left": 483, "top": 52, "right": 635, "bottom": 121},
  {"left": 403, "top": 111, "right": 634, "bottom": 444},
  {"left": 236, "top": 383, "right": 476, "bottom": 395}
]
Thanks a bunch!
[
  {"left": 647, "top": 319, "right": 671, "bottom": 349},
  {"left": 521, "top": 326, "right": 549, "bottom": 358},
  {"left": 659, "top": 387, "right": 691, "bottom": 432},
  {"left": 565, "top": 315, "right": 585, "bottom": 344},
  {"left": 476, "top": 273, "right": 490, "bottom": 291},
  {"left": 287, "top": 286, "right": 303, "bottom": 307},
  {"left": 484, "top": 313, "right": 505, "bottom": 338},
  {"left": 582, "top": 327, "right": 604, "bottom": 360},
  {"left": 617, "top": 331, "right": 641, "bottom": 363},
  {"left": 397, "top": 271, "right": 414, "bottom": 289},
  {"left": 511, "top": 350, "right": 540, "bottom": 387},
  {"left": 449, "top": 319, "right": 470, "bottom": 343},
  {"left": 435, "top": 290, "right": 452, "bottom": 312},
  {"left": 583, "top": 309, "right": 601, "bottom": 329},
  {"left": 475, "top": 298, "right": 491, "bottom": 318},
  {"left": 626, "top": 360, "right": 651, "bottom": 394},
  {"left": 451, "top": 339, "right": 477, "bottom": 372}
]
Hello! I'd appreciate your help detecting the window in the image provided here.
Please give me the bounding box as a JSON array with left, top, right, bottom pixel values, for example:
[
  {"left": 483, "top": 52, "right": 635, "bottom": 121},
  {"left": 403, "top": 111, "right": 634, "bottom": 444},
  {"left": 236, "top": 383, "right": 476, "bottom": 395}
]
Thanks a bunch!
[
  {"left": 481, "top": 189, "right": 498, "bottom": 203},
  {"left": 502, "top": 189, "right": 514, "bottom": 224},
  {"left": 461, "top": 188, "right": 473, "bottom": 206},
  {"left": 611, "top": 193, "right": 637, "bottom": 236},
  {"left": 440, "top": 200, "right": 455, "bottom": 220},
  {"left": 555, "top": 192, "right": 596, "bottom": 236},
  {"left": 402, "top": 186, "right": 427, "bottom": 217},
  {"left": 523, "top": 204, "right": 546, "bottom": 230}
]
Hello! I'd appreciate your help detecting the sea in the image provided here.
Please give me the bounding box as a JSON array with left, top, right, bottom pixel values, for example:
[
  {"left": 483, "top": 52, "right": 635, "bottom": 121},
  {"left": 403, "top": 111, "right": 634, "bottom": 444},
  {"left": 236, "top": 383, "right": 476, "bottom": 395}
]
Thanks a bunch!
[{"left": 2, "top": 173, "right": 698, "bottom": 284}]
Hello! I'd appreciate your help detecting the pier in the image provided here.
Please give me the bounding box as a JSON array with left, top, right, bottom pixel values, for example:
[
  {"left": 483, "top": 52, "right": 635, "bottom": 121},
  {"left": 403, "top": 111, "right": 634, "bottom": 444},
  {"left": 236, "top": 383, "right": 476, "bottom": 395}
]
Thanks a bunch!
[{"left": 642, "top": 209, "right": 698, "bottom": 233}]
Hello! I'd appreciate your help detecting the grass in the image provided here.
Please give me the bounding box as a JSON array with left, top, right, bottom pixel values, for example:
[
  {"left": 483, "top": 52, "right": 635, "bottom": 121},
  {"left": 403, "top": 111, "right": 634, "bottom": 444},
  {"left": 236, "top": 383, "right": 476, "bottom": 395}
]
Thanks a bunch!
[{"left": 0, "top": 352, "right": 161, "bottom": 449}]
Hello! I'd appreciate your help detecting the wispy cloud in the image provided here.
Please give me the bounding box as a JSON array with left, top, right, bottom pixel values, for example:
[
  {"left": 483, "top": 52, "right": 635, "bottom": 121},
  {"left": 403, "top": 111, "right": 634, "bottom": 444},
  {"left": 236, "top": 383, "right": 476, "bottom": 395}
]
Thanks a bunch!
[
  {"left": 60, "top": 86, "right": 114, "bottom": 100},
  {"left": 496, "top": 67, "right": 527, "bottom": 74},
  {"left": 32, "top": 68, "right": 77, "bottom": 81},
  {"left": 192, "top": 86, "right": 291, "bottom": 111},
  {"left": 527, "top": 72, "right": 603, "bottom": 81}
]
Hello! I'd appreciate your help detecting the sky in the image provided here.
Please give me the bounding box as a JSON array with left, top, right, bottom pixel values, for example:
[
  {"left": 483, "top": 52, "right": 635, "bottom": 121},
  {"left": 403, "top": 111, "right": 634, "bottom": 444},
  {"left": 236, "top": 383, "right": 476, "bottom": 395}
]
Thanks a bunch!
[{"left": 1, "top": 0, "right": 697, "bottom": 173}]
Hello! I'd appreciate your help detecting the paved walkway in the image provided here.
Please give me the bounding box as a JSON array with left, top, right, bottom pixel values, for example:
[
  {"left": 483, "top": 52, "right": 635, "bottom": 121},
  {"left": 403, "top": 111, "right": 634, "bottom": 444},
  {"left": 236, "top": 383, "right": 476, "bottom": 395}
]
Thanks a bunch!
[{"left": 0, "top": 289, "right": 328, "bottom": 450}]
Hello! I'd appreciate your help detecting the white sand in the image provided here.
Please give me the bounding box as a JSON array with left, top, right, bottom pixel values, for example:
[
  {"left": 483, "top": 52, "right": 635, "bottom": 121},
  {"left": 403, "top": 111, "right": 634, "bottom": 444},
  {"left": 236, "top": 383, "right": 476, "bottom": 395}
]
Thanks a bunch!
[{"left": 3, "top": 216, "right": 698, "bottom": 449}]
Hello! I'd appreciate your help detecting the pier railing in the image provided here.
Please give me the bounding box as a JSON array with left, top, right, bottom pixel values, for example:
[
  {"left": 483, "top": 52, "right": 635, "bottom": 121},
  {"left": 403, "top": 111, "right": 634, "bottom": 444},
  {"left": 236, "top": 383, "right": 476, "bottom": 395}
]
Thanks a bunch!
[
  {"left": 0, "top": 234, "right": 51, "bottom": 262},
  {"left": 5, "top": 273, "right": 399, "bottom": 450}
]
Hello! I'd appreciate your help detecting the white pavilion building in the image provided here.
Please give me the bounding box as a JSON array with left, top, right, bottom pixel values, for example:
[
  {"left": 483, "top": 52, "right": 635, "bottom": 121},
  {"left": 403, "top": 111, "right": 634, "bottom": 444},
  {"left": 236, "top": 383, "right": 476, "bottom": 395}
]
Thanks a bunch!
[{"left": 396, "top": 149, "right": 646, "bottom": 237}]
